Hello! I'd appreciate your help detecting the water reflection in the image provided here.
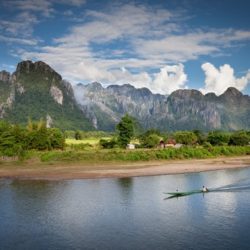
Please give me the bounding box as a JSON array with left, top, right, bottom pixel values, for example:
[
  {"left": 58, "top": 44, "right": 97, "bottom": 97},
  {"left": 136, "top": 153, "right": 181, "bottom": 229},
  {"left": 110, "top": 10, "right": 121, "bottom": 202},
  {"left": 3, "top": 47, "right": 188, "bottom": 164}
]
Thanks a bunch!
[
  {"left": 117, "top": 177, "right": 133, "bottom": 189},
  {"left": 117, "top": 177, "right": 133, "bottom": 202},
  {"left": 0, "top": 167, "right": 250, "bottom": 250}
]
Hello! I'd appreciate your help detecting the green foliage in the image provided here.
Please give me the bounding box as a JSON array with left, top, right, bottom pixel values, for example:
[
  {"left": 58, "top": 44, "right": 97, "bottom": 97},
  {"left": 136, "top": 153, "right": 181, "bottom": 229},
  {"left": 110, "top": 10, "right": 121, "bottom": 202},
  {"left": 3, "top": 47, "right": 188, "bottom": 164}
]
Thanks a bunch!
[
  {"left": 203, "top": 141, "right": 212, "bottom": 149},
  {"left": 229, "top": 131, "right": 250, "bottom": 146},
  {"left": 0, "top": 119, "right": 65, "bottom": 157},
  {"left": 40, "top": 145, "right": 250, "bottom": 163},
  {"left": 193, "top": 130, "right": 206, "bottom": 145},
  {"left": 75, "top": 130, "right": 82, "bottom": 140},
  {"left": 26, "top": 120, "right": 65, "bottom": 150},
  {"left": 173, "top": 131, "right": 198, "bottom": 145},
  {"left": 99, "top": 138, "right": 117, "bottom": 149},
  {"left": 48, "top": 128, "right": 65, "bottom": 149},
  {"left": 69, "top": 143, "right": 92, "bottom": 151},
  {"left": 130, "top": 117, "right": 143, "bottom": 136},
  {"left": 207, "top": 131, "right": 231, "bottom": 145},
  {"left": 0, "top": 80, "right": 12, "bottom": 102},
  {"left": 0, "top": 121, "right": 25, "bottom": 157},
  {"left": 4, "top": 70, "right": 93, "bottom": 130},
  {"left": 139, "top": 129, "right": 161, "bottom": 148},
  {"left": 116, "top": 114, "right": 135, "bottom": 148}
]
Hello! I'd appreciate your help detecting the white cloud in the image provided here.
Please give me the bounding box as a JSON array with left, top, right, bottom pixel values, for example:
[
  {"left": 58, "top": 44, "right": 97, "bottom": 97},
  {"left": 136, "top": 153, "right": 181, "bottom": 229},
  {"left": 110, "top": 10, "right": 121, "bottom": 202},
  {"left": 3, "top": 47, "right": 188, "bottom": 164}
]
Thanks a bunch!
[
  {"left": 152, "top": 64, "right": 188, "bottom": 94},
  {"left": 135, "top": 30, "right": 250, "bottom": 63},
  {"left": 4, "top": 3, "right": 250, "bottom": 95},
  {"left": 108, "top": 67, "right": 152, "bottom": 88},
  {"left": 0, "top": 0, "right": 87, "bottom": 40},
  {"left": 3, "top": 0, "right": 54, "bottom": 17},
  {"left": 200, "top": 63, "right": 250, "bottom": 95},
  {"left": 0, "top": 12, "right": 38, "bottom": 37},
  {"left": 0, "top": 35, "right": 37, "bottom": 45},
  {"left": 55, "top": 3, "right": 174, "bottom": 46},
  {"left": 104, "top": 64, "right": 187, "bottom": 95}
]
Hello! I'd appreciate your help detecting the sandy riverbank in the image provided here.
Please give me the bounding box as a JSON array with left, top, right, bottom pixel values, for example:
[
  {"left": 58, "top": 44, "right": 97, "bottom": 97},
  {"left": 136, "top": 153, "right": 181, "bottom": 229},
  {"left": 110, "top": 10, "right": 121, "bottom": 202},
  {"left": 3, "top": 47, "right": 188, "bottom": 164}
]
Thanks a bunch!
[{"left": 0, "top": 155, "right": 250, "bottom": 180}]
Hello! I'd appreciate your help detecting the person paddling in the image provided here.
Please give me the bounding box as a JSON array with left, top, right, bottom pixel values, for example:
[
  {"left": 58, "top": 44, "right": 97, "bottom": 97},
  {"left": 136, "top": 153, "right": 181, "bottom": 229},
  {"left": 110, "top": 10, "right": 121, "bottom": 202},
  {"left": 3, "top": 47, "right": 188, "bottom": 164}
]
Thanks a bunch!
[{"left": 202, "top": 186, "right": 208, "bottom": 192}]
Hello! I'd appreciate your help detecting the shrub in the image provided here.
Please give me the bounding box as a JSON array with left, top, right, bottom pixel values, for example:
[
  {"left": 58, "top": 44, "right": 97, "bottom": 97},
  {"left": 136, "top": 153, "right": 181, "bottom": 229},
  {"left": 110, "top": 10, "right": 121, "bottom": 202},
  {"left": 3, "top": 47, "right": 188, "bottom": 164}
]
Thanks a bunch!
[
  {"left": 207, "top": 131, "right": 231, "bottom": 146},
  {"left": 140, "top": 133, "right": 161, "bottom": 148},
  {"left": 173, "top": 131, "right": 198, "bottom": 145},
  {"left": 99, "top": 138, "right": 117, "bottom": 149},
  {"left": 229, "top": 131, "right": 250, "bottom": 146}
]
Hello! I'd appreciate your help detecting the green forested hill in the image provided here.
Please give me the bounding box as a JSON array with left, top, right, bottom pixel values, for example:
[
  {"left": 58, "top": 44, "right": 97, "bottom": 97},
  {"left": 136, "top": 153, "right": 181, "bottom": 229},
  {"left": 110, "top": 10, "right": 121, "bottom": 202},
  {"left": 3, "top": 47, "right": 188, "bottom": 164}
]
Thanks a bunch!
[{"left": 0, "top": 61, "right": 93, "bottom": 130}]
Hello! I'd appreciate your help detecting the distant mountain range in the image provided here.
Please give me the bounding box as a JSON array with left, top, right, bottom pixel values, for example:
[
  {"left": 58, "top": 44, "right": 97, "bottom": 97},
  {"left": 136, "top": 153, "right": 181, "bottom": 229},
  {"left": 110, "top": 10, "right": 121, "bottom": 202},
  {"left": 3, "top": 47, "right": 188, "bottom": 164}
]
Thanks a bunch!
[{"left": 1, "top": 60, "right": 250, "bottom": 131}]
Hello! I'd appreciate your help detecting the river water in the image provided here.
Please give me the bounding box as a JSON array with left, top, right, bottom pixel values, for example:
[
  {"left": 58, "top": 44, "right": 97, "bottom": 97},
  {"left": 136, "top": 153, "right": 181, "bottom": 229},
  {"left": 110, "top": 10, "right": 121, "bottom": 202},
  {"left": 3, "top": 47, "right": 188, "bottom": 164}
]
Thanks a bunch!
[{"left": 1, "top": 167, "right": 250, "bottom": 250}]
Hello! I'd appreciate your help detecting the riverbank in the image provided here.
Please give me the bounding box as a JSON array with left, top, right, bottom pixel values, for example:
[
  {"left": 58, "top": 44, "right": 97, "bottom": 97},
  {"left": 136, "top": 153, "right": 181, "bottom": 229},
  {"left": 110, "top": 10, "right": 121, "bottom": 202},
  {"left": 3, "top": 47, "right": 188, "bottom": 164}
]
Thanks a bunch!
[{"left": 0, "top": 155, "right": 250, "bottom": 180}]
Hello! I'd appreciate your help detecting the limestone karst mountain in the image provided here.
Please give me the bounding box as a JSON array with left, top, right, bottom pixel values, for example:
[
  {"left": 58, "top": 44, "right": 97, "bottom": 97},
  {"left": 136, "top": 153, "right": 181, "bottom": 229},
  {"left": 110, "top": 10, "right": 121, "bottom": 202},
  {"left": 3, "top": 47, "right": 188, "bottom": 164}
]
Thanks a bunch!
[
  {"left": 74, "top": 82, "right": 250, "bottom": 131},
  {"left": 0, "top": 61, "right": 93, "bottom": 130},
  {"left": 1, "top": 60, "right": 250, "bottom": 131}
]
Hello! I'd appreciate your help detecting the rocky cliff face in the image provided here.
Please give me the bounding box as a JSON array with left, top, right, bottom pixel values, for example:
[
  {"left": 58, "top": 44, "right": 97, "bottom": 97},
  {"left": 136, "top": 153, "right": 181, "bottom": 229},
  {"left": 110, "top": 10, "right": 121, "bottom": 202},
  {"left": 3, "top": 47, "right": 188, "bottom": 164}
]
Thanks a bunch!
[
  {"left": 74, "top": 82, "right": 250, "bottom": 131},
  {"left": 0, "top": 61, "right": 93, "bottom": 130},
  {"left": 0, "top": 71, "right": 11, "bottom": 82},
  {"left": 74, "top": 82, "right": 168, "bottom": 130},
  {"left": 1, "top": 60, "right": 250, "bottom": 131},
  {"left": 0, "top": 70, "right": 14, "bottom": 118}
]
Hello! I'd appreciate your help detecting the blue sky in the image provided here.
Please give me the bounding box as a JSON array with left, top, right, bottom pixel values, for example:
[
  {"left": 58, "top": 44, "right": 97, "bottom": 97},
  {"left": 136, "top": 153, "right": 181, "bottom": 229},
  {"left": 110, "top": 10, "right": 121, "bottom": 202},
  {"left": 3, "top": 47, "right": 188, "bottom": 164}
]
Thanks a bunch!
[{"left": 0, "top": 0, "right": 250, "bottom": 95}]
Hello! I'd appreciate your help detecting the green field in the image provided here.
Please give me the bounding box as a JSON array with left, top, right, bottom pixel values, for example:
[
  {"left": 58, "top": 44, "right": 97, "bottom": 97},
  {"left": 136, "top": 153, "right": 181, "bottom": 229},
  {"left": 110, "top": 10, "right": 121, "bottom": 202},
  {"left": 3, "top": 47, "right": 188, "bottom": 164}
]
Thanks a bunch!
[{"left": 66, "top": 137, "right": 111, "bottom": 146}]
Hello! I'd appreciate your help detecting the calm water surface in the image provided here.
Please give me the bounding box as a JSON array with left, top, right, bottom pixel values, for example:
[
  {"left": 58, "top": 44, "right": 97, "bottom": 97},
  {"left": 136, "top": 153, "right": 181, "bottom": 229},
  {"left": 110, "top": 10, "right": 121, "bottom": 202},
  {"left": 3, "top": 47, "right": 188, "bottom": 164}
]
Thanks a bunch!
[{"left": 1, "top": 167, "right": 250, "bottom": 250}]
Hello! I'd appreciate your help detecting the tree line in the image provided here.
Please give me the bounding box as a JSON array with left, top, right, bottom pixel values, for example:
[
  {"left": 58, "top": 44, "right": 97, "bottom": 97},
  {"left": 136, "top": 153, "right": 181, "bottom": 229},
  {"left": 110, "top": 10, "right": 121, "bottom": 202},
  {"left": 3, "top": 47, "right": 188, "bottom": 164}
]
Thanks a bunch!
[
  {"left": 100, "top": 114, "right": 250, "bottom": 149},
  {"left": 1, "top": 114, "right": 250, "bottom": 158},
  {"left": 0, "top": 119, "right": 65, "bottom": 157}
]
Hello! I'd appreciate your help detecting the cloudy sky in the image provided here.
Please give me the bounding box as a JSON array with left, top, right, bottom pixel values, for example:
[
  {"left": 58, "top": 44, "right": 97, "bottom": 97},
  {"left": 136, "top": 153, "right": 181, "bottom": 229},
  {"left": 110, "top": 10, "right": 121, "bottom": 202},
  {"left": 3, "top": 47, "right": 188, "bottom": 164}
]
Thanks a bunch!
[{"left": 1, "top": 0, "right": 250, "bottom": 95}]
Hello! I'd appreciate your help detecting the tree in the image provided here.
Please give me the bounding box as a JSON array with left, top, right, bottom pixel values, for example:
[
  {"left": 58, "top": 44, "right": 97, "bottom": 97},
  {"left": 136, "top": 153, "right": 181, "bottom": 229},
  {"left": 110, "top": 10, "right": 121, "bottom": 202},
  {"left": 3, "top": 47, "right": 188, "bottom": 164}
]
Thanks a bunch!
[
  {"left": 99, "top": 138, "right": 117, "bottom": 149},
  {"left": 229, "top": 131, "right": 250, "bottom": 146},
  {"left": 193, "top": 130, "right": 206, "bottom": 145},
  {"left": 173, "top": 131, "right": 198, "bottom": 145},
  {"left": 140, "top": 134, "right": 161, "bottom": 148},
  {"left": 0, "top": 121, "right": 26, "bottom": 157},
  {"left": 207, "top": 131, "right": 230, "bottom": 146},
  {"left": 75, "top": 130, "right": 82, "bottom": 140},
  {"left": 48, "top": 128, "right": 65, "bottom": 149},
  {"left": 139, "top": 129, "right": 161, "bottom": 148},
  {"left": 116, "top": 114, "right": 134, "bottom": 148}
]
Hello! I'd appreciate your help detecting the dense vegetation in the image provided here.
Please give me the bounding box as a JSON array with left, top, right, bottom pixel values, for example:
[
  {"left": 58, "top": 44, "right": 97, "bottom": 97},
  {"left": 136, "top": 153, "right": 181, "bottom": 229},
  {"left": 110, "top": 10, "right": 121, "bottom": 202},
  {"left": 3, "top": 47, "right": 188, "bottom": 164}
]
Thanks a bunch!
[
  {"left": 99, "top": 115, "right": 250, "bottom": 149},
  {"left": 40, "top": 146, "right": 250, "bottom": 163},
  {"left": 0, "top": 119, "right": 65, "bottom": 158},
  {"left": 0, "top": 114, "right": 250, "bottom": 163}
]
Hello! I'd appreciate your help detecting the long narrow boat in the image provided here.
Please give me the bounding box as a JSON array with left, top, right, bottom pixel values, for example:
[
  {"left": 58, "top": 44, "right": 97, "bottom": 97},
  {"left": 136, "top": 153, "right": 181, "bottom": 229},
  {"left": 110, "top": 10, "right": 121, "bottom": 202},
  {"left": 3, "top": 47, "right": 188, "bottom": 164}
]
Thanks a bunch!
[{"left": 164, "top": 190, "right": 204, "bottom": 198}]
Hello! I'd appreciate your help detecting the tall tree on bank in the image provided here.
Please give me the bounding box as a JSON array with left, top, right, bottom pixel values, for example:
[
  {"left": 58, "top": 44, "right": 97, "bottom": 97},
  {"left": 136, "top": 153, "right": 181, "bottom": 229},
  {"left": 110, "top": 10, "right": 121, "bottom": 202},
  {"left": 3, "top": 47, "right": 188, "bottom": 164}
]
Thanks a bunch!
[{"left": 116, "top": 114, "right": 135, "bottom": 148}]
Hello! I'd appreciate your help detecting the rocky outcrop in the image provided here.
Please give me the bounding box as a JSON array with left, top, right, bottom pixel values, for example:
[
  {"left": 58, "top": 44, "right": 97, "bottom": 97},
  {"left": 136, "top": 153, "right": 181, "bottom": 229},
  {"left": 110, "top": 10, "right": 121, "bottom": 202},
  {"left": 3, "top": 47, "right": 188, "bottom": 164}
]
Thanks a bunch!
[
  {"left": 0, "top": 70, "right": 14, "bottom": 118},
  {"left": 74, "top": 82, "right": 169, "bottom": 130},
  {"left": 0, "top": 70, "right": 11, "bottom": 82},
  {"left": 0, "top": 60, "right": 93, "bottom": 130},
  {"left": 50, "top": 85, "right": 63, "bottom": 105},
  {"left": 46, "top": 114, "right": 53, "bottom": 128},
  {"left": 168, "top": 89, "right": 221, "bottom": 129},
  {"left": 15, "top": 60, "right": 62, "bottom": 81},
  {"left": 74, "top": 82, "right": 250, "bottom": 131}
]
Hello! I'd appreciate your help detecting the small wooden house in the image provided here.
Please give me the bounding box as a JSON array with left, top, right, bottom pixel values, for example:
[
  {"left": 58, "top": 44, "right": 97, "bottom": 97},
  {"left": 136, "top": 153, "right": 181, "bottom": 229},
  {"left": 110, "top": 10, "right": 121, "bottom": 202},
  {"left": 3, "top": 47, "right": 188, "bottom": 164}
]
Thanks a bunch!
[{"left": 165, "top": 138, "right": 176, "bottom": 148}]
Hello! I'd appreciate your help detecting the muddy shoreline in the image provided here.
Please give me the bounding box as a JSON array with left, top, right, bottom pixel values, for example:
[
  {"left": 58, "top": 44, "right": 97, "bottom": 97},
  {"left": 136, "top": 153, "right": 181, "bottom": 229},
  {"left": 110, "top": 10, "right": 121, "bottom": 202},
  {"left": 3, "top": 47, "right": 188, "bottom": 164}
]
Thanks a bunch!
[{"left": 0, "top": 156, "right": 250, "bottom": 180}]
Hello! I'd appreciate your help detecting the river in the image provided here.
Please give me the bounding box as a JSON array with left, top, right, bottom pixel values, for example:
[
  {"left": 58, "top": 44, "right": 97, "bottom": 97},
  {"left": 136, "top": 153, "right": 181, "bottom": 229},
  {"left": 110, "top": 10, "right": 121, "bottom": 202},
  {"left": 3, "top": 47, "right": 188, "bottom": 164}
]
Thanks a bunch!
[{"left": 1, "top": 167, "right": 250, "bottom": 250}]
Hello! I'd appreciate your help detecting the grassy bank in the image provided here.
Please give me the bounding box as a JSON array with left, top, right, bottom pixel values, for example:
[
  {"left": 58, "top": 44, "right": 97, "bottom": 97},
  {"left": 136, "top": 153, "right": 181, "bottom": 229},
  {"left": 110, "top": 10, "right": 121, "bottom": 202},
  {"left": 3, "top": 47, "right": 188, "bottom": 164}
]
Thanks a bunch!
[{"left": 37, "top": 146, "right": 250, "bottom": 163}]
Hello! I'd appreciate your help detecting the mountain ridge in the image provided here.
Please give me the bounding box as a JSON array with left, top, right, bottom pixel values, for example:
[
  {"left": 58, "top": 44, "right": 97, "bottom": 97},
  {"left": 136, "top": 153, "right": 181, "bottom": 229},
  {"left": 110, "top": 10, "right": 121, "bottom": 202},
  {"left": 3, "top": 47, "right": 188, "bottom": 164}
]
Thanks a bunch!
[
  {"left": 1, "top": 60, "right": 250, "bottom": 131},
  {"left": 74, "top": 80, "right": 250, "bottom": 131}
]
